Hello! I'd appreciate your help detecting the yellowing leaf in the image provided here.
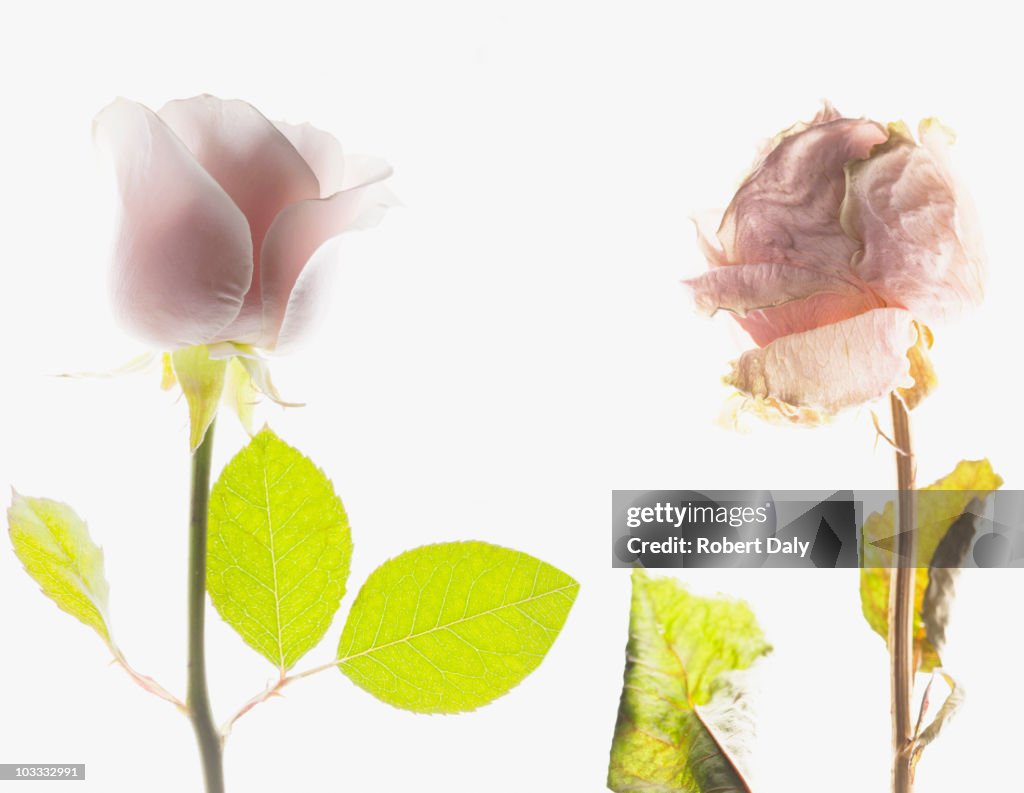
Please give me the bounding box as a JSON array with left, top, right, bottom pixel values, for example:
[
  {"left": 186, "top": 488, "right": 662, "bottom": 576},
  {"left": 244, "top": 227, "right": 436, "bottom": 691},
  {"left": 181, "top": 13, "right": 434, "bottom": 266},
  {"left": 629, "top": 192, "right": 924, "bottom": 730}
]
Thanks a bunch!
[
  {"left": 171, "top": 345, "right": 228, "bottom": 451},
  {"left": 7, "top": 493, "right": 112, "bottom": 644},
  {"left": 337, "top": 541, "right": 578, "bottom": 713},
  {"left": 922, "top": 504, "right": 981, "bottom": 657},
  {"left": 608, "top": 571, "right": 770, "bottom": 793},
  {"left": 860, "top": 459, "right": 1001, "bottom": 672},
  {"left": 207, "top": 428, "right": 352, "bottom": 672}
]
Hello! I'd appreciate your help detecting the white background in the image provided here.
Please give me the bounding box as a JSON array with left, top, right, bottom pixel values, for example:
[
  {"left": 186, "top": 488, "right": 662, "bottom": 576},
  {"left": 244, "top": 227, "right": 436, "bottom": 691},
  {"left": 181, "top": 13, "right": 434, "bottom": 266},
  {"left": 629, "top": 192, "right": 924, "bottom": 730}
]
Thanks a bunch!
[{"left": 1, "top": 2, "right": 1022, "bottom": 791}]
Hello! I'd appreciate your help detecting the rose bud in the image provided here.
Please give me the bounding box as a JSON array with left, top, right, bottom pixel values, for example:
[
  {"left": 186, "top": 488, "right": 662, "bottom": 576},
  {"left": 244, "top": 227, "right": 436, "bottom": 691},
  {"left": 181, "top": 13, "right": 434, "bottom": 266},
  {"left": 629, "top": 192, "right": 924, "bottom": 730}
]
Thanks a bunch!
[
  {"left": 93, "top": 95, "right": 396, "bottom": 447},
  {"left": 94, "top": 94, "right": 395, "bottom": 354}
]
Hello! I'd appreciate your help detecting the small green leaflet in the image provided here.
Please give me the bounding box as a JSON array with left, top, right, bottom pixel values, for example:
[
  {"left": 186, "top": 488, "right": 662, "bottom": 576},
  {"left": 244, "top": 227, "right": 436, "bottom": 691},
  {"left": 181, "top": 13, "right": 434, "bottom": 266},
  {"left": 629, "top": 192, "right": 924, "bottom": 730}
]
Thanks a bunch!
[
  {"left": 207, "top": 428, "right": 352, "bottom": 672},
  {"left": 7, "top": 492, "right": 113, "bottom": 645},
  {"left": 336, "top": 541, "right": 578, "bottom": 714},
  {"left": 608, "top": 570, "right": 771, "bottom": 793}
]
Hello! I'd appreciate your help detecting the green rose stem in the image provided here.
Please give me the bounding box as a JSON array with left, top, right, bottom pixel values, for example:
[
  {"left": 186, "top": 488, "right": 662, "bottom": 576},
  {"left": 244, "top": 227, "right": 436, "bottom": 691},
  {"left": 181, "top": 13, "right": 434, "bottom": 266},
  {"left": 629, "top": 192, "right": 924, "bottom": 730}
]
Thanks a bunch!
[
  {"left": 889, "top": 394, "right": 916, "bottom": 793},
  {"left": 186, "top": 419, "right": 225, "bottom": 793}
]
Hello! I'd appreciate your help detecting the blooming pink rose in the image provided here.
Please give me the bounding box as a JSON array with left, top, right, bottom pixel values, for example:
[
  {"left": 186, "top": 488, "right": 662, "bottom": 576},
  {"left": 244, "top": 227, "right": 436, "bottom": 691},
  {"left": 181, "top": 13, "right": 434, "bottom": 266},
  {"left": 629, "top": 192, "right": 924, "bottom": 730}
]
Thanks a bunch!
[
  {"left": 686, "top": 104, "right": 983, "bottom": 421},
  {"left": 94, "top": 95, "right": 395, "bottom": 352}
]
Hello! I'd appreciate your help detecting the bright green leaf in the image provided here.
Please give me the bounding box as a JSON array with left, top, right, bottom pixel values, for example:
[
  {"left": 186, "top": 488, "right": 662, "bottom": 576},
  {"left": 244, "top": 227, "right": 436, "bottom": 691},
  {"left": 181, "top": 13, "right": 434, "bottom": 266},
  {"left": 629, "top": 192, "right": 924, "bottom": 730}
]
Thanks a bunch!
[
  {"left": 337, "top": 541, "right": 578, "bottom": 713},
  {"left": 171, "top": 345, "right": 228, "bottom": 451},
  {"left": 7, "top": 492, "right": 113, "bottom": 645},
  {"left": 608, "top": 570, "right": 771, "bottom": 793},
  {"left": 207, "top": 428, "right": 352, "bottom": 672},
  {"left": 860, "top": 459, "right": 1001, "bottom": 672}
]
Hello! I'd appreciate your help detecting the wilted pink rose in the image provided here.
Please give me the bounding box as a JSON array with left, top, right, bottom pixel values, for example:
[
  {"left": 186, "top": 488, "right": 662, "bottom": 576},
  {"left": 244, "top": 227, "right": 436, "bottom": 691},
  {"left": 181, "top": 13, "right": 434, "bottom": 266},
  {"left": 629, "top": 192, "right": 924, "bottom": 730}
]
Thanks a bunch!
[
  {"left": 94, "top": 95, "right": 395, "bottom": 352},
  {"left": 686, "top": 104, "right": 983, "bottom": 421}
]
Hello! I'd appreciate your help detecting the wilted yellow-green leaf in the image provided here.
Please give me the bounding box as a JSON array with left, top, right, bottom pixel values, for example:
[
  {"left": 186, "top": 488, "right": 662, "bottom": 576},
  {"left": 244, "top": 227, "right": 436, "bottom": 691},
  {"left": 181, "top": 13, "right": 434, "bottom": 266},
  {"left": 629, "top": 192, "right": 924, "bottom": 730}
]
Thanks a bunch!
[
  {"left": 860, "top": 459, "right": 1001, "bottom": 672},
  {"left": 914, "top": 672, "right": 964, "bottom": 761},
  {"left": 608, "top": 570, "right": 771, "bottom": 793}
]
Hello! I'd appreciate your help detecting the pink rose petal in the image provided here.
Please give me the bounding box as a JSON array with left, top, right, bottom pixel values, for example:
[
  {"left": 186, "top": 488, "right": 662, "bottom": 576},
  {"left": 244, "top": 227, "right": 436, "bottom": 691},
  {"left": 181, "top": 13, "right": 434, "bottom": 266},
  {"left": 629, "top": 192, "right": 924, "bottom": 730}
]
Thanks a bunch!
[
  {"left": 734, "top": 291, "right": 883, "bottom": 347},
  {"left": 842, "top": 122, "right": 984, "bottom": 323},
  {"left": 94, "top": 99, "right": 254, "bottom": 348},
  {"left": 274, "top": 121, "right": 347, "bottom": 197},
  {"left": 259, "top": 168, "right": 395, "bottom": 350},
  {"left": 718, "top": 117, "right": 887, "bottom": 271},
  {"left": 684, "top": 262, "right": 862, "bottom": 315},
  {"left": 158, "top": 96, "right": 321, "bottom": 343},
  {"left": 727, "top": 307, "right": 916, "bottom": 412},
  {"left": 691, "top": 209, "right": 729, "bottom": 268}
]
